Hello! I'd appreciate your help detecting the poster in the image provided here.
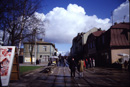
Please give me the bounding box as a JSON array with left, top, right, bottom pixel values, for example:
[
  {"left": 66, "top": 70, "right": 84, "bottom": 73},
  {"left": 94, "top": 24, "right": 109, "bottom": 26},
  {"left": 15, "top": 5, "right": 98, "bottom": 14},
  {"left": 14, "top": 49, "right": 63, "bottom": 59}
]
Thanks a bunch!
[{"left": 0, "top": 46, "right": 15, "bottom": 86}]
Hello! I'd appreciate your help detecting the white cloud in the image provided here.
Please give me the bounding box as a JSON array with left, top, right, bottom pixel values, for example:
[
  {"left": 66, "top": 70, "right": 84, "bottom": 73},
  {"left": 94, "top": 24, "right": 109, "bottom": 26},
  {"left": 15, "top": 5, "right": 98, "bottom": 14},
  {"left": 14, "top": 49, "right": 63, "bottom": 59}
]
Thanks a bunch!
[
  {"left": 0, "top": 30, "right": 3, "bottom": 37},
  {"left": 21, "top": 1, "right": 129, "bottom": 55},
  {"left": 41, "top": 4, "right": 111, "bottom": 44},
  {"left": 33, "top": 0, "right": 129, "bottom": 45},
  {"left": 34, "top": 12, "right": 45, "bottom": 21},
  {"left": 58, "top": 51, "right": 69, "bottom": 56},
  {"left": 112, "top": 0, "right": 129, "bottom": 23}
]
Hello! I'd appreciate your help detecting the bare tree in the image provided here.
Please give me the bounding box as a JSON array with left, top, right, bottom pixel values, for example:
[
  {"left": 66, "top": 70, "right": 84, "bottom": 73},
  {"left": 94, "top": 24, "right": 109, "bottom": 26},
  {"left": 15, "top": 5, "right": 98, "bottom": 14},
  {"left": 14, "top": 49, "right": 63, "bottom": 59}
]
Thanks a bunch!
[
  {"left": 0, "top": 0, "right": 42, "bottom": 46},
  {"left": 24, "top": 13, "right": 45, "bottom": 64}
]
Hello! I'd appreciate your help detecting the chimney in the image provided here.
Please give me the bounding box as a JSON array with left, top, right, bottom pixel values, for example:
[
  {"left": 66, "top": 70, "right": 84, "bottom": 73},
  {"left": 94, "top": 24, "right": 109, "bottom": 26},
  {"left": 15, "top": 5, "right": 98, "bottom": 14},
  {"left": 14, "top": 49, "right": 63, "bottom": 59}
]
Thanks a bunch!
[
  {"left": 98, "top": 28, "right": 101, "bottom": 31},
  {"left": 114, "top": 22, "right": 117, "bottom": 25},
  {"left": 39, "top": 38, "right": 44, "bottom": 42}
]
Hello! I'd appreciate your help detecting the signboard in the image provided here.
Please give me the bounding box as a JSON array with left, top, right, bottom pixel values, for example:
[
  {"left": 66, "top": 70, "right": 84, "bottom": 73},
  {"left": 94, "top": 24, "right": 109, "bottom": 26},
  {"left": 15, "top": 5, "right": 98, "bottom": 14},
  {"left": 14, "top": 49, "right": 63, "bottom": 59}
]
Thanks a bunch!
[{"left": 0, "top": 46, "right": 15, "bottom": 86}]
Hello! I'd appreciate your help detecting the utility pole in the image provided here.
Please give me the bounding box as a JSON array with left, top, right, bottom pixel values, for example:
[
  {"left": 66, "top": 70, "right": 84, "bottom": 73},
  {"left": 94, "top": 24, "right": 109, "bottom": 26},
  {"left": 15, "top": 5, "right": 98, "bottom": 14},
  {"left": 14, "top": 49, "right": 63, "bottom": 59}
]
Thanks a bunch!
[
  {"left": 34, "top": 29, "right": 37, "bottom": 65},
  {"left": 123, "top": 15, "right": 126, "bottom": 22},
  {"left": 111, "top": 11, "right": 113, "bottom": 25}
]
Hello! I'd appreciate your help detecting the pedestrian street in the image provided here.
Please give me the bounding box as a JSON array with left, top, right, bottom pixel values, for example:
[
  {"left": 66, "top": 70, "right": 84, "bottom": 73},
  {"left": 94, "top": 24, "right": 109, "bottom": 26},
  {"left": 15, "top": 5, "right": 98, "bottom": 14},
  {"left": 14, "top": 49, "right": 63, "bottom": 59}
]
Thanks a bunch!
[{"left": 9, "top": 66, "right": 130, "bottom": 87}]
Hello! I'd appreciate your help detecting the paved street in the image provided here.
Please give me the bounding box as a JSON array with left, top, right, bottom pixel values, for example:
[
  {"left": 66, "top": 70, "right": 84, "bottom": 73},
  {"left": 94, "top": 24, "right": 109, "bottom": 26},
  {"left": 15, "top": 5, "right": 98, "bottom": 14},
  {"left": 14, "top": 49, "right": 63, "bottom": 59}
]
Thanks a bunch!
[{"left": 9, "top": 66, "right": 130, "bottom": 87}]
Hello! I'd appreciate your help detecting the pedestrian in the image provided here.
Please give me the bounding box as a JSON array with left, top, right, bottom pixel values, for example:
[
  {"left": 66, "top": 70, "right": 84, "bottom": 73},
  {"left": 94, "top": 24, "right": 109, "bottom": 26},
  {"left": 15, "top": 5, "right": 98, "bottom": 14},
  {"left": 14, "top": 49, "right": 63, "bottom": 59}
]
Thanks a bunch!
[
  {"left": 56, "top": 59, "right": 58, "bottom": 66},
  {"left": 85, "top": 58, "right": 88, "bottom": 69},
  {"left": 84, "top": 59, "right": 86, "bottom": 68},
  {"left": 69, "top": 58, "right": 76, "bottom": 77},
  {"left": 128, "top": 59, "right": 130, "bottom": 71},
  {"left": 89, "top": 58, "right": 92, "bottom": 68},
  {"left": 124, "top": 60, "right": 128, "bottom": 70},
  {"left": 64, "top": 58, "right": 67, "bottom": 67},
  {"left": 36, "top": 59, "right": 39, "bottom": 65},
  {"left": 78, "top": 59, "right": 84, "bottom": 78},
  {"left": 92, "top": 58, "right": 95, "bottom": 67}
]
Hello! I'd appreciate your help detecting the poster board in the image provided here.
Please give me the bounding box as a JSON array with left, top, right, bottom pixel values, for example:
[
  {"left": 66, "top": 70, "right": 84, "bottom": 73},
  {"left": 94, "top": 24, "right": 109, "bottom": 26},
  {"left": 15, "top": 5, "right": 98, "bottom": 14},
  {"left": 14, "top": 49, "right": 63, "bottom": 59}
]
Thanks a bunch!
[{"left": 0, "top": 46, "right": 15, "bottom": 86}]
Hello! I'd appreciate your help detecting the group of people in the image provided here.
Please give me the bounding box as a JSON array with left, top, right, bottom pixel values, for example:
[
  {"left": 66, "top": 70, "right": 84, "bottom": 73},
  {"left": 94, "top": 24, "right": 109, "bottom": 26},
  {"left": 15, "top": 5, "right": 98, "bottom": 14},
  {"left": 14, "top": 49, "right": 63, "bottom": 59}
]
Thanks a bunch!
[
  {"left": 69, "top": 58, "right": 87, "bottom": 78},
  {"left": 84, "top": 58, "right": 95, "bottom": 69}
]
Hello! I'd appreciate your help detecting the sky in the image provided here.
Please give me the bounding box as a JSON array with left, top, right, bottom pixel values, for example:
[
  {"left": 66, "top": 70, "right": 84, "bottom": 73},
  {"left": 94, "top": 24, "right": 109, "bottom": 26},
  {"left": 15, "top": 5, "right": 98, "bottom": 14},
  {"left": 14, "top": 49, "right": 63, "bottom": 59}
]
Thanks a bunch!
[
  {"left": 0, "top": 0, "right": 128, "bottom": 55},
  {"left": 34, "top": 0, "right": 129, "bottom": 56}
]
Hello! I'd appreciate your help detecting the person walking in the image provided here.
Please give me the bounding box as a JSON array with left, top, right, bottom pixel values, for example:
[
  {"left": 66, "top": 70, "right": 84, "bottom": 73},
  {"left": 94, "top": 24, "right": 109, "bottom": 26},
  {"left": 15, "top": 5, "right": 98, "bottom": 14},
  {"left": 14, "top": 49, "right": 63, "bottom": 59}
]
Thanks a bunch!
[
  {"left": 92, "top": 58, "right": 95, "bottom": 67},
  {"left": 124, "top": 60, "right": 128, "bottom": 70},
  {"left": 69, "top": 58, "right": 76, "bottom": 77},
  {"left": 128, "top": 59, "right": 130, "bottom": 71},
  {"left": 88, "top": 58, "right": 92, "bottom": 68},
  {"left": 78, "top": 59, "right": 84, "bottom": 78},
  {"left": 85, "top": 58, "right": 88, "bottom": 69}
]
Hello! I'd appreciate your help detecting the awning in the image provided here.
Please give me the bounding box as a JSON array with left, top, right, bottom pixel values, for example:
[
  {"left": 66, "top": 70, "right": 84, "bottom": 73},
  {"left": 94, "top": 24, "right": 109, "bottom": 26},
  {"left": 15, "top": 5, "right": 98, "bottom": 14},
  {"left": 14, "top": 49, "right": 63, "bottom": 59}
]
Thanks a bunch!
[{"left": 118, "top": 53, "right": 129, "bottom": 57}]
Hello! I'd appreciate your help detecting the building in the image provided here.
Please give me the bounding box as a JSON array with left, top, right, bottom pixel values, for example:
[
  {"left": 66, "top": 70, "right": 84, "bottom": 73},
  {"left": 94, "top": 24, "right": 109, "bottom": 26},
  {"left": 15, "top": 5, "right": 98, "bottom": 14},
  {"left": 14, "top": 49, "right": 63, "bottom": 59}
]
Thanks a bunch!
[
  {"left": 85, "top": 29, "right": 105, "bottom": 66},
  {"left": 23, "top": 40, "right": 57, "bottom": 65},
  {"left": 86, "top": 22, "right": 130, "bottom": 67},
  {"left": 70, "top": 27, "right": 98, "bottom": 60}
]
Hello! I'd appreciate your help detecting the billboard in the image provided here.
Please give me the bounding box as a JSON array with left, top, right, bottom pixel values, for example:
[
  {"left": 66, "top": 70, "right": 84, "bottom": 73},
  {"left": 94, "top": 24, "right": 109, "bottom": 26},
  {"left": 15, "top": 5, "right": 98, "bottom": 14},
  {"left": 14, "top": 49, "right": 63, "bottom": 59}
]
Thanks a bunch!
[{"left": 0, "top": 46, "right": 15, "bottom": 86}]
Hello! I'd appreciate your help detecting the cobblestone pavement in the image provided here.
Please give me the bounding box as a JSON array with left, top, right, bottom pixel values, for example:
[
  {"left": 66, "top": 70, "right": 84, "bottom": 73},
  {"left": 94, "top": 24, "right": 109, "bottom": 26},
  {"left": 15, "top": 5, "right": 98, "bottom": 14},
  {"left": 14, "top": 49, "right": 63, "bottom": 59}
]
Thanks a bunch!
[{"left": 9, "top": 66, "right": 130, "bottom": 87}]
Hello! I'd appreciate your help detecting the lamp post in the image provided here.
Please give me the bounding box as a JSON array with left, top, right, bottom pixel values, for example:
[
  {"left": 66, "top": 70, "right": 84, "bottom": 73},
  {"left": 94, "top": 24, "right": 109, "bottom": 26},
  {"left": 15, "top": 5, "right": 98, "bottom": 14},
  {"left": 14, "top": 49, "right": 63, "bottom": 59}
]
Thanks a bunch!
[{"left": 33, "top": 29, "right": 37, "bottom": 65}]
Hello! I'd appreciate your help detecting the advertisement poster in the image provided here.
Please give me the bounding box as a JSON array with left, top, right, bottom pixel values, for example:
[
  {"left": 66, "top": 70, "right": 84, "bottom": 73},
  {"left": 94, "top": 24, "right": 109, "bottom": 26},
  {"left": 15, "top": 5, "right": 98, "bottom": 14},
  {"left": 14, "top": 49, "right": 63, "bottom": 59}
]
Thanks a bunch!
[{"left": 0, "top": 46, "right": 15, "bottom": 86}]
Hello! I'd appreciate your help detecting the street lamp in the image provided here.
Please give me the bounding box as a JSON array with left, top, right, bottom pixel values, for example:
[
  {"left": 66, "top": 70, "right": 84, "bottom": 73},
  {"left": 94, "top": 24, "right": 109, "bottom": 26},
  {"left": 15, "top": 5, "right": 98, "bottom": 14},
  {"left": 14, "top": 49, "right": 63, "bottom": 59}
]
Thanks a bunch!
[{"left": 33, "top": 29, "right": 37, "bottom": 65}]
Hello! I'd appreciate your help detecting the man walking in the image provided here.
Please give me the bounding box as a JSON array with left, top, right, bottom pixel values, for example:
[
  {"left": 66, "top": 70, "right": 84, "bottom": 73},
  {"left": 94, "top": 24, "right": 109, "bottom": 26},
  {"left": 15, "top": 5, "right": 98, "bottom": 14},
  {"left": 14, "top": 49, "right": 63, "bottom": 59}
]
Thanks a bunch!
[{"left": 69, "top": 58, "right": 76, "bottom": 77}]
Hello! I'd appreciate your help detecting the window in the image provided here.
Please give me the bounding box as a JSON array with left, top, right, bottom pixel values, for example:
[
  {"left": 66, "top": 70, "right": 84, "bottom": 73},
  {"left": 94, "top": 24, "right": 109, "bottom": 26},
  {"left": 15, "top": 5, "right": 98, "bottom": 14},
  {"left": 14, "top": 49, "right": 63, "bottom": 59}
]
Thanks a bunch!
[
  {"left": 43, "top": 46, "right": 47, "bottom": 51},
  {"left": 93, "top": 41, "right": 95, "bottom": 48},
  {"left": 102, "top": 36, "right": 104, "bottom": 44},
  {"left": 90, "top": 42, "right": 92, "bottom": 48}
]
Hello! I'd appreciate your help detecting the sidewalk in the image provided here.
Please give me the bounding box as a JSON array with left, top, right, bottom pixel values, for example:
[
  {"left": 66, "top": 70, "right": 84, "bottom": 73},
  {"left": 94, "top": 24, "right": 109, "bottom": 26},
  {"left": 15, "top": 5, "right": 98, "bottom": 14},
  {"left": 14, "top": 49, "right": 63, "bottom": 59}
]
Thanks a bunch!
[
  {"left": 19, "top": 63, "right": 48, "bottom": 66},
  {"left": 9, "top": 66, "right": 130, "bottom": 87}
]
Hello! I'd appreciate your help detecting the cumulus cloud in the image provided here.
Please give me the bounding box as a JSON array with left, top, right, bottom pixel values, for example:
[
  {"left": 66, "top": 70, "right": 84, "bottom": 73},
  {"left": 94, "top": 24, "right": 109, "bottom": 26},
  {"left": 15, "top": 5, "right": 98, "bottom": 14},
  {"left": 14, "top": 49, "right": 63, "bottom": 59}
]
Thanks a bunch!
[
  {"left": 35, "top": 1, "right": 129, "bottom": 44},
  {"left": 112, "top": 0, "right": 129, "bottom": 23},
  {"left": 41, "top": 4, "right": 111, "bottom": 44},
  {"left": 34, "top": 12, "right": 45, "bottom": 21}
]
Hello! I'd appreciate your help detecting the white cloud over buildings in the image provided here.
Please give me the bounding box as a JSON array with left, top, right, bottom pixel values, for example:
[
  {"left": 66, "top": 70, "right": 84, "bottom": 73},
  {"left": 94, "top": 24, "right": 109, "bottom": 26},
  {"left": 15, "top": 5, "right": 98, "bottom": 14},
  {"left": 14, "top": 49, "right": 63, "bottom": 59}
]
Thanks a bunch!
[
  {"left": 33, "top": 0, "right": 129, "bottom": 54},
  {"left": 112, "top": 0, "right": 129, "bottom": 23},
  {"left": 38, "top": 4, "right": 112, "bottom": 44}
]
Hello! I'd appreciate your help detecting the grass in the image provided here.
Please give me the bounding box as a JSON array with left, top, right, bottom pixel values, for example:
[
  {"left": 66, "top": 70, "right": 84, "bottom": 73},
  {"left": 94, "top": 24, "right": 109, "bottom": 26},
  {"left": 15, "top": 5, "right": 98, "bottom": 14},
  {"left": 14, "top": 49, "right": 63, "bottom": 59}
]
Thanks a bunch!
[{"left": 19, "top": 66, "right": 42, "bottom": 74}]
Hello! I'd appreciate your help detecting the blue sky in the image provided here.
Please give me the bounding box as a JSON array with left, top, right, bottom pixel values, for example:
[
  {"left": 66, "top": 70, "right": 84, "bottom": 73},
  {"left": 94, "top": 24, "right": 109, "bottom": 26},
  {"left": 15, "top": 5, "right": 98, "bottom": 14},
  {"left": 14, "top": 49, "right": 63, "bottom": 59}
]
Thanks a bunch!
[
  {"left": 40, "top": 0, "right": 126, "bottom": 18},
  {"left": 35, "top": 0, "right": 129, "bottom": 55}
]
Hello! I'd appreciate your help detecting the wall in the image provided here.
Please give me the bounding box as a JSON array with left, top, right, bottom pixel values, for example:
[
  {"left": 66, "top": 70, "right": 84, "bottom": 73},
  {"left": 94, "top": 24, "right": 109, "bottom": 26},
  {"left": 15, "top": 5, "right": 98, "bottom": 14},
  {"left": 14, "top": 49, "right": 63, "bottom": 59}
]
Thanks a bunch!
[
  {"left": 111, "top": 49, "right": 130, "bottom": 63},
  {"left": 24, "top": 43, "right": 56, "bottom": 63},
  {"left": 82, "top": 27, "right": 98, "bottom": 45}
]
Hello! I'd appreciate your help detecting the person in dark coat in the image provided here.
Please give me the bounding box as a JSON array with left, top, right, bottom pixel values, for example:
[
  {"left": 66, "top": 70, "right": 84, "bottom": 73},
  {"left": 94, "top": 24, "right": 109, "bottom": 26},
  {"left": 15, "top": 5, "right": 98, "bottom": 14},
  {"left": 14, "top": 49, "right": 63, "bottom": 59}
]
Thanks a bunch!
[
  {"left": 69, "top": 58, "right": 76, "bottom": 77},
  {"left": 128, "top": 59, "right": 130, "bottom": 71}
]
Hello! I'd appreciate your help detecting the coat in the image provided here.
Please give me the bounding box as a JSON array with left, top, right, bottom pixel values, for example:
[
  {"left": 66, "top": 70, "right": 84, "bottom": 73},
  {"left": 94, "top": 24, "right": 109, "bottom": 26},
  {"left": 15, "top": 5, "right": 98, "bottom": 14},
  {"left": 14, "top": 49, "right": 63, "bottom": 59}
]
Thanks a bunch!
[
  {"left": 79, "top": 60, "right": 84, "bottom": 72},
  {"left": 69, "top": 60, "right": 76, "bottom": 71}
]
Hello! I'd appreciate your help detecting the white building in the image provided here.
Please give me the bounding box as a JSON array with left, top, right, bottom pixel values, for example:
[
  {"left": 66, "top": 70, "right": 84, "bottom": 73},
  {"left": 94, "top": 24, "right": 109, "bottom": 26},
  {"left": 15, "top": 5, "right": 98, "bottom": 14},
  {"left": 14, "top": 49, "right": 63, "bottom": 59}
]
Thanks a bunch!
[{"left": 23, "top": 40, "right": 57, "bottom": 65}]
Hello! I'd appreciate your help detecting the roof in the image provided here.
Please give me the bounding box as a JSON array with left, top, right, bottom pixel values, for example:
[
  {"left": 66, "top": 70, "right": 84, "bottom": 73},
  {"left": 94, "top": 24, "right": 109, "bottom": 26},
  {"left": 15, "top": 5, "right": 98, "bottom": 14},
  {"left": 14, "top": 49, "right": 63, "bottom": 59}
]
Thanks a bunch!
[
  {"left": 92, "top": 30, "right": 105, "bottom": 37},
  {"left": 111, "top": 22, "right": 130, "bottom": 29},
  {"left": 110, "top": 22, "right": 130, "bottom": 47},
  {"left": 23, "top": 41, "right": 55, "bottom": 48},
  {"left": 110, "top": 29, "right": 129, "bottom": 46}
]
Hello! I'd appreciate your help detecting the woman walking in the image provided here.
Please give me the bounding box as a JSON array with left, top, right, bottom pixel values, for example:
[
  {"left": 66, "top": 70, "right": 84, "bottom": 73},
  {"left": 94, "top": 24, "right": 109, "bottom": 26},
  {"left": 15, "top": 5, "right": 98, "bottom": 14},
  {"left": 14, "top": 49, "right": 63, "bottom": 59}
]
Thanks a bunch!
[{"left": 78, "top": 59, "right": 84, "bottom": 78}]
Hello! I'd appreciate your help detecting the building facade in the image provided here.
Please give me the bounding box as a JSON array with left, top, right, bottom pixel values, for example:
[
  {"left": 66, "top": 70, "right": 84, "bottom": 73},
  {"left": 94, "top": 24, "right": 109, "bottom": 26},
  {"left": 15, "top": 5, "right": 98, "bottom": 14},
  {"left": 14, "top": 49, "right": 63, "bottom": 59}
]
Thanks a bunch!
[
  {"left": 85, "top": 29, "right": 105, "bottom": 66},
  {"left": 70, "top": 28, "right": 98, "bottom": 60},
  {"left": 71, "top": 22, "right": 130, "bottom": 67},
  {"left": 86, "top": 22, "right": 130, "bottom": 67},
  {"left": 23, "top": 40, "right": 57, "bottom": 64}
]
